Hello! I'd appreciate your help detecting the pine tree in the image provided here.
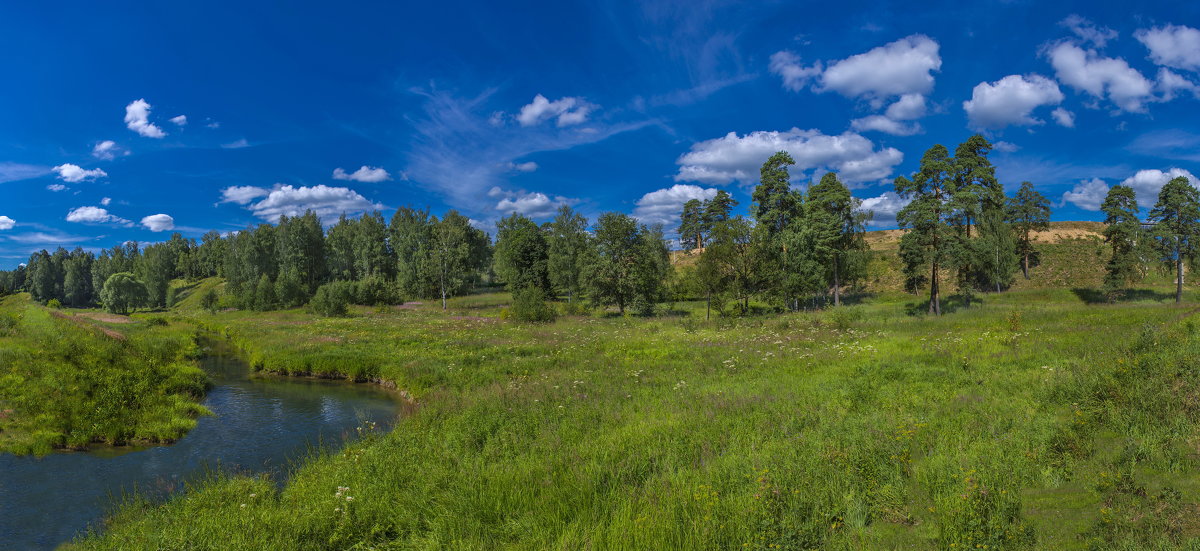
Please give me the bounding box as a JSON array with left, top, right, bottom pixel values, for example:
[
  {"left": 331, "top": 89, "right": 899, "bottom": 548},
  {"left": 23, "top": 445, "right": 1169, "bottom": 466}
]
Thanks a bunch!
[
  {"left": 807, "top": 171, "right": 869, "bottom": 306},
  {"left": 1148, "top": 176, "right": 1200, "bottom": 303},
  {"left": 1101, "top": 184, "right": 1142, "bottom": 297},
  {"left": 703, "top": 190, "right": 738, "bottom": 231},
  {"left": 896, "top": 144, "right": 956, "bottom": 315},
  {"left": 678, "top": 199, "right": 705, "bottom": 250},
  {"left": 1007, "top": 181, "right": 1051, "bottom": 279},
  {"left": 751, "top": 152, "right": 805, "bottom": 308}
]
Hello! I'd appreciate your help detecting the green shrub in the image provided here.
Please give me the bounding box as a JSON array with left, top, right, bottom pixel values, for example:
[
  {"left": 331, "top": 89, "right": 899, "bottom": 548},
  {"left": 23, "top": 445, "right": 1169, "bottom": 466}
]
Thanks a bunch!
[
  {"left": 509, "top": 287, "right": 557, "bottom": 323},
  {"left": 356, "top": 275, "right": 397, "bottom": 306},
  {"left": 559, "top": 300, "right": 590, "bottom": 316},
  {"left": 165, "top": 286, "right": 179, "bottom": 308},
  {"left": 274, "top": 270, "right": 308, "bottom": 309},
  {"left": 46, "top": 298, "right": 62, "bottom": 309},
  {"left": 309, "top": 281, "right": 354, "bottom": 317},
  {"left": 253, "top": 274, "right": 277, "bottom": 311},
  {"left": 199, "top": 288, "right": 220, "bottom": 313},
  {"left": 100, "top": 272, "right": 148, "bottom": 315}
]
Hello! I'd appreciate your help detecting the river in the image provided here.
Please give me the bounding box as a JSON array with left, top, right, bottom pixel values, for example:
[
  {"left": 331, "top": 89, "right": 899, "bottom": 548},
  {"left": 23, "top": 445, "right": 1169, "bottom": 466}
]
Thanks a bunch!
[{"left": 0, "top": 339, "right": 402, "bottom": 549}]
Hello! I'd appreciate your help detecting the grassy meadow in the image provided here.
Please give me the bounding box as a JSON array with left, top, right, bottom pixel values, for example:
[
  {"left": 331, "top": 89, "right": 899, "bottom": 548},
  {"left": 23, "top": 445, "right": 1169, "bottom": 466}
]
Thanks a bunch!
[
  {"left": 69, "top": 284, "right": 1200, "bottom": 550},
  {"left": 0, "top": 294, "right": 210, "bottom": 455}
]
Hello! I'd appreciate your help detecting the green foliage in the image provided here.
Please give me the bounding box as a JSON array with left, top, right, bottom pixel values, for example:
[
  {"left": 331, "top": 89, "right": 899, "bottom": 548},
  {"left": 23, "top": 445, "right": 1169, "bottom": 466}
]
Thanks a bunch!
[
  {"left": 896, "top": 144, "right": 956, "bottom": 314},
  {"left": 1008, "top": 181, "right": 1052, "bottom": 279},
  {"left": 586, "top": 212, "right": 669, "bottom": 315},
  {"left": 0, "top": 294, "right": 209, "bottom": 455},
  {"left": 508, "top": 287, "right": 558, "bottom": 323},
  {"left": 493, "top": 212, "right": 551, "bottom": 292},
  {"left": 430, "top": 210, "right": 483, "bottom": 309},
  {"left": 273, "top": 269, "right": 308, "bottom": 308},
  {"left": 46, "top": 298, "right": 62, "bottom": 309},
  {"left": 309, "top": 281, "right": 354, "bottom": 317},
  {"left": 678, "top": 198, "right": 705, "bottom": 250},
  {"left": 1101, "top": 184, "right": 1143, "bottom": 296},
  {"left": 199, "top": 287, "right": 220, "bottom": 313},
  {"left": 1147, "top": 176, "right": 1200, "bottom": 303},
  {"left": 74, "top": 290, "right": 1200, "bottom": 550},
  {"left": 547, "top": 205, "right": 592, "bottom": 303},
  {"left": 253, "top": 273, "right": 277, "bottom": 311},
  {"left": 100, "top": 272, "right": 148, "bottom": 315}
]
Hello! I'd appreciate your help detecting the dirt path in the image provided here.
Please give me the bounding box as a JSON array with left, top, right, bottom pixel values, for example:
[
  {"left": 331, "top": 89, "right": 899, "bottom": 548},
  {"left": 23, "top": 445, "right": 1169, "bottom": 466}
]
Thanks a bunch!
[
  {"left": 76, "top": 312, "right": 135, "bottom": 324},
  {"left": 49, "top": 310, "right": 127, "bottom": 340}
]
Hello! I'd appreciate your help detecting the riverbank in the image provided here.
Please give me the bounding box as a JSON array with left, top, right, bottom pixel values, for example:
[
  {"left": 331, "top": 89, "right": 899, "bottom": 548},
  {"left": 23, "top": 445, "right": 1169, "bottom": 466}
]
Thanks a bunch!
[
  {"left": 70, "top": 288, "right": 1200, "bottom": 549},
  {"left": 0, "top": 294, "right": 211, "bottom": 455}
]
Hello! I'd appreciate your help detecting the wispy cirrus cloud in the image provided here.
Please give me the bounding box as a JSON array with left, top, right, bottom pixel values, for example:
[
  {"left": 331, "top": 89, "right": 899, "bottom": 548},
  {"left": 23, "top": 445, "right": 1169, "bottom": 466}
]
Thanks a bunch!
[
  {"left": 0, "top": 162, "right": 51, "bottom": 183},
  {"left": 402, "top": 86, "right": 650, "bottom": 219}
]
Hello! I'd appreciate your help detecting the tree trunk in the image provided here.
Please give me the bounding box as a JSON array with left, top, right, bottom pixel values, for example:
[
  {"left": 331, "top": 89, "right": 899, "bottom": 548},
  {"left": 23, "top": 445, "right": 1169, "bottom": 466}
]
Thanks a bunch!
[
  {"left": 930, "top": 263, "right": 941, "bottom": 315},
  {"left": 833, "top": 256, "right": 841, "bottom": 307},
  {"left": 441, "top": 286, "right": 447, "bottom": 310},
  {"left": 705, "top": 291, "right": 711, "bottom": 321},
  {"left": 1177, "top": 255, "right": 1184, "bottom": 304},
  {"left": 1022, "top": 252, "right": 1029, "bottom": 279}
]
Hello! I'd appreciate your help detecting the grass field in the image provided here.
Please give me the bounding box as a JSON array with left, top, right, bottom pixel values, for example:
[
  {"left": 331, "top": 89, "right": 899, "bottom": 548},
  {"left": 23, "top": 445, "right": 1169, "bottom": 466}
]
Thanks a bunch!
[
  {"left": 68, "top": 283, "right": 1200, "bottom": 550},
  {"left": 0, "top": 294, "right": 210, "bottom": 455}
]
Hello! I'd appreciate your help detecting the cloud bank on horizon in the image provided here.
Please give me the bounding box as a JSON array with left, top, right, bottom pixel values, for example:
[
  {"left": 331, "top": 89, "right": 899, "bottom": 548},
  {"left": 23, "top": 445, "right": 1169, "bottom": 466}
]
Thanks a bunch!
[{"left": 0, "top": 2, "right": 1198, "bottom": 266}]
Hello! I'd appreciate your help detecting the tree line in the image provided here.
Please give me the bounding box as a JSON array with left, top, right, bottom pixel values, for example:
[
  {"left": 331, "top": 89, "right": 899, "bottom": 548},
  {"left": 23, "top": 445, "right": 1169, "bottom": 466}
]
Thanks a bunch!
[
  {"left": 5, "top": 133, "right": 1198, "bottom": 316},
  {"left": 0, "top": 206, "right": 671, "bottom": 317}
]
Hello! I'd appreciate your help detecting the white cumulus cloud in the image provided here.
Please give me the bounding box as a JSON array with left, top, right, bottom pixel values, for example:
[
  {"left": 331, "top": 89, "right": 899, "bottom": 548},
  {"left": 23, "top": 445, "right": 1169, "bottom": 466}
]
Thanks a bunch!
[
  {"left": 46, "top": 184, "right": 67, "bottom": 192},
  {"left": 963, "top": 74, "right": 1064, "bottom": 129},
  {"left": 245, "top": 185, "right": 382, "bottom": 222},
  {"left": 219, "top": 185, "right": 271, "bottom": 205},
  {"left": 52, "top": 163, "right": 107, "bottom": 183},
  {"left": 100, "top": 197, "right": 111, "bottom": 206},
  {"left": 773, "top": 37, "right": 939, "bottom": 134},
  {"left": 1156, "top": 68, "right": 1200, "bottom": 101},
  {"left": 1120, "top": 168, "right": 1199, "bottom": 208},
  {"left": 91, "top": 140, "right": 123, "bottom": 160},
  {"left": 169, "top": 115, "right": 188, "bottom": 126},
  {"left": 0, "top": 215, "right": 14, "bottom": 230},
  {"left": 1046, "top": 42, "right": 1155, "bottom": 112},
  {"left": 818, "top": 34, "right": 941, "bottom": 102},
  {"left": 516, "top": 94, "right": 595, "bottom": 127},
  {"left": 332, "top": 166, "right": 392, "bottom": 183},
  {"left": 65, "top": 206, "right": 131, "bottom": 226},
  {"left": 850, "top": 115, "right": 921, "bottom": 136},
  {"left": 675, "top": 128, "right": 902, "bottom": 187},
  {"left": 1136, "top": 24, "right": 1200, "bottom": 72},
  {"left": 1060, "top": 15, "right": 1118, "bottom": 48},
  {"left": 489, "top": 187, "right": 573, "bottom": 219},
  {"left": 141, "top": 214, "right": 175, "bottom": 232},
  {"left": 1051, "top": 107, "right": 1076, "bottom": 127},
  {"left": 1061, "top": 178, "right": 1110, "bottom": 211},
  {"left": 124, "top": 98, "right": 167, "bottom": 138},
  {"left": 632, "top": 184, "right": 719, "bottom": 229},
  {"left": 859, "top": 191, "right": 910, "bottom": 227},
  {"left": 768, "top": 50, "right": 822, "bottom": 92}
]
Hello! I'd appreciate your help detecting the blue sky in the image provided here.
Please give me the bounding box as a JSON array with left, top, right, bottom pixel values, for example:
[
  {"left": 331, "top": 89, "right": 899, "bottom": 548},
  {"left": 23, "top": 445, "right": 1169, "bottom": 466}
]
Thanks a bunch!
[{"left": 1, "top": 0, "right": 1199, "bottom": 268}]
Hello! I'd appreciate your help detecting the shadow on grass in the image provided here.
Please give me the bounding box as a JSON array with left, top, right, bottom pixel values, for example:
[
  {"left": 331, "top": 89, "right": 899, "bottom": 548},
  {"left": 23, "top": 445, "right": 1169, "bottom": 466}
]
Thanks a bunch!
[
  {"left": 1070, "top": 288, "right": 1175, "bottom": 305},
  {"left": 903, "top": 293, "right": 983, "bottom": 316}
]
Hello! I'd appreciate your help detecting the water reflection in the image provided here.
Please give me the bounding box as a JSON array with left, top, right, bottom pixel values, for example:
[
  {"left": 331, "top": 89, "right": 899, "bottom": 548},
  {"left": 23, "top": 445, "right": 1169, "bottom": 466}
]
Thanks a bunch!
[{"left": 0, "top": 340, "right": 401, "bottom": 549}]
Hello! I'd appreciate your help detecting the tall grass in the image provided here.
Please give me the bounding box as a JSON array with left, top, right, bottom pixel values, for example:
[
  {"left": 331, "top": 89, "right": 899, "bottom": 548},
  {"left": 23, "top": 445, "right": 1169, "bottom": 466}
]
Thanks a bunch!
[
  {"left": 68, "top": 287, "right": 1200, "bottom": 549},
  {"left": 0, "top": 294, "right": 210, "bottom": 455}
]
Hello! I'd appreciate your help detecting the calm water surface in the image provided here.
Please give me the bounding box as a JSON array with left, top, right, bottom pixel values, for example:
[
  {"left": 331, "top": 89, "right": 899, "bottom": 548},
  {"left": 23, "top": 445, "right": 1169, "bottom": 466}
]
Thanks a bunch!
[{"left": 0, "top": 340, "right": 401, "bottom": 550}]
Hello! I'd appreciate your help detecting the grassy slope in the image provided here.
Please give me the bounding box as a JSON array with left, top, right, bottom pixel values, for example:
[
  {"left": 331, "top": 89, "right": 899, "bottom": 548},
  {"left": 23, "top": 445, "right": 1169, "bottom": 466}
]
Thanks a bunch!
[
  {"left": 0, "top": 294, "right": 210, "bottom": 455},
  {"left": 74, "top": 287, "right": 1200, "bottom": 549}
]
